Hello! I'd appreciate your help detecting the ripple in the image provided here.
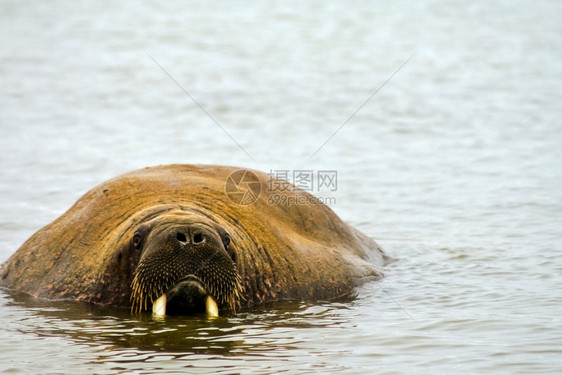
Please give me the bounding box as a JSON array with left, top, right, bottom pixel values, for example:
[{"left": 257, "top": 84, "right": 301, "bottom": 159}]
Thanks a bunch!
[{"left": 1, "top": 0, "right": 562, "bottom": 373}]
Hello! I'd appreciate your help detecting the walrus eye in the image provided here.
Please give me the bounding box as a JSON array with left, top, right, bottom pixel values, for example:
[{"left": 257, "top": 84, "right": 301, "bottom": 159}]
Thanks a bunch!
[
  {"left": 133, "top": 234, "right": 142, "bottom": 250},
  {"left": 221, "top": 233, "right": 236, "bottom": 262},
  {"left": 216, "top": 226, "right": 234, "bottom": 261}
]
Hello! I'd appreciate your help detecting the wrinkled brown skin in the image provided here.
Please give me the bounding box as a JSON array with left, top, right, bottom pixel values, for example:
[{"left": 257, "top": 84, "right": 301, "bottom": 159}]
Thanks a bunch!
[{"left": 0, "top": 164, "right": 384, "bottom": 311}]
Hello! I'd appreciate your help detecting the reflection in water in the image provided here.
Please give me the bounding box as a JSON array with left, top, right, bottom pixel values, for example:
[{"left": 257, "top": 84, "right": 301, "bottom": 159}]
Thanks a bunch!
[{"left": 2, "top": 289, "right": 355, "bottom": 373}]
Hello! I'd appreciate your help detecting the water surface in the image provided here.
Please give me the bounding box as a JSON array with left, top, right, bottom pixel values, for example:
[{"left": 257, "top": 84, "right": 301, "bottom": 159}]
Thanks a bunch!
[{"left": 1, "top": 0, "right": 561, "bottom": 373}]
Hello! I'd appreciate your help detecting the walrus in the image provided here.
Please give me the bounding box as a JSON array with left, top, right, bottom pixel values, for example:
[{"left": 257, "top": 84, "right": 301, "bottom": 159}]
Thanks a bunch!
[{"left": 0, "top": 164, "right": 384, "bottom": 316}]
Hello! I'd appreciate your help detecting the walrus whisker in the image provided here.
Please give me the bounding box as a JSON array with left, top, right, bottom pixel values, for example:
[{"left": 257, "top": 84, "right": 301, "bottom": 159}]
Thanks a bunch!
[{"left": 130, "top": 266, "right": 243, "bottom": 315}]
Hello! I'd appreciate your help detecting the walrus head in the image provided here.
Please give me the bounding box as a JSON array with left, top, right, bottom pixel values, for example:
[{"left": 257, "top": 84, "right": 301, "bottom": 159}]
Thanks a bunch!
[{"left": 130, "top": 210, "right": 242, "bottom": 316}]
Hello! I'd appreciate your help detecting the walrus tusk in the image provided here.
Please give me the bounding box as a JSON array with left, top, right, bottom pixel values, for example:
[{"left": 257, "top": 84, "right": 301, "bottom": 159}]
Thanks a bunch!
[
  {"left": 152, "top": 294, "right": 167, "bottom": 317},
  {"left": 153, "top": 294, "right": 217, "bottom": 317},
  {"left": 206, "top": 296, "right": 219, "bottom": 317}
]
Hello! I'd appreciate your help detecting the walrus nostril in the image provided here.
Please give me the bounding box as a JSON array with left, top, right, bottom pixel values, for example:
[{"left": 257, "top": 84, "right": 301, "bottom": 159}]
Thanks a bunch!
[
  {"left": 177, "top": 232, "right": 188, "bottom": 244},
  {"left": 193, "top": 233, "right": 204, "bottom": 244}
]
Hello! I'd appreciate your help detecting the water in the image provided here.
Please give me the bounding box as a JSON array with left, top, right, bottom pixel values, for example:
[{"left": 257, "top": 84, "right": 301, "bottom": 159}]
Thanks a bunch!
[{"left": 1, "top": 0, "right": 561, "bottom": 373}]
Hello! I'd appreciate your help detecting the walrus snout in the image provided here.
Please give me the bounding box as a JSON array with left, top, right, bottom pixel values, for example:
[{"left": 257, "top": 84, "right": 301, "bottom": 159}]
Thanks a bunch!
[{"left": 130, "top": 211, "right": 242, "bottom": 315}]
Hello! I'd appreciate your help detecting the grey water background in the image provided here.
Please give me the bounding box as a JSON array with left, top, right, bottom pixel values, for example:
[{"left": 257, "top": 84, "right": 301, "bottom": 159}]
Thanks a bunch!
[{"left": 1, "top": 0, "right": 561, "bottom": 373}]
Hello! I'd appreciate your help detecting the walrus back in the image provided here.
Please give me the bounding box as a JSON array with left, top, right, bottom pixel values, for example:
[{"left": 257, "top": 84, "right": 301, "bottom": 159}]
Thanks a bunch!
[{"left": 0, "top": 164, "right": 384, "bottom": 308}]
